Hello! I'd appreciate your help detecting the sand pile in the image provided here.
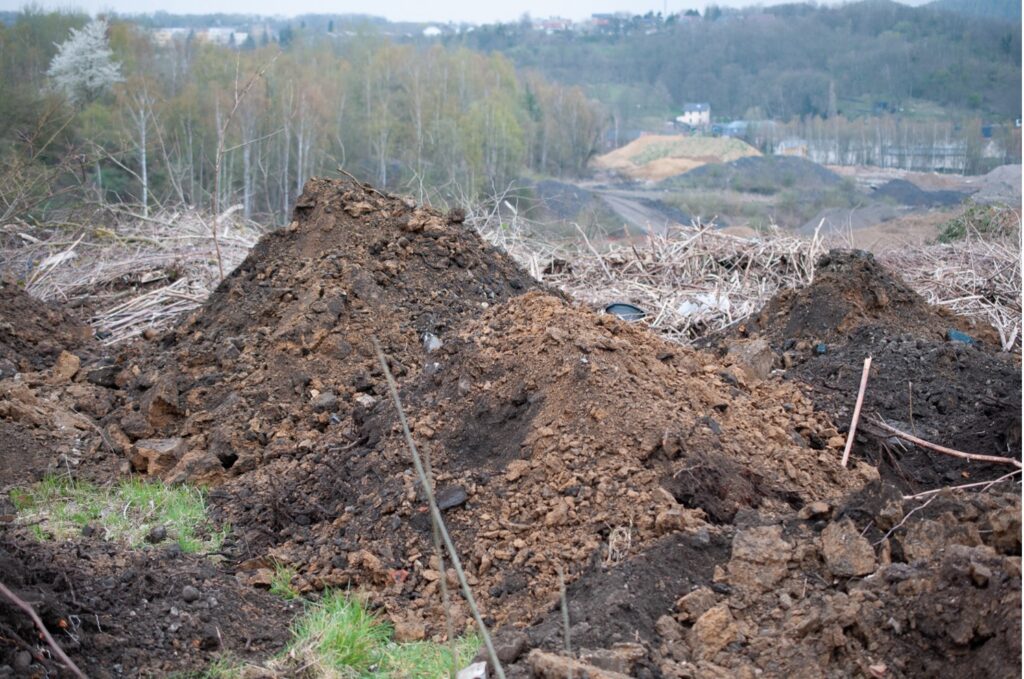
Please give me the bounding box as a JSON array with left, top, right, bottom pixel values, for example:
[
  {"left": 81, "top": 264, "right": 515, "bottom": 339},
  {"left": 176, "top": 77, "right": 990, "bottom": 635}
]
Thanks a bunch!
[{"left": 593, "top": 135, "right": 760, "bottom": 182}]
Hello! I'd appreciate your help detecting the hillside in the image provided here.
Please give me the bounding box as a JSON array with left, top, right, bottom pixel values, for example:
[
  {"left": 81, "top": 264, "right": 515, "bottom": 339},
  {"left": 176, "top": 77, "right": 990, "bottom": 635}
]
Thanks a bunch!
[{"left": 928, "top": 0, "right": 1022, "bottom": 20}]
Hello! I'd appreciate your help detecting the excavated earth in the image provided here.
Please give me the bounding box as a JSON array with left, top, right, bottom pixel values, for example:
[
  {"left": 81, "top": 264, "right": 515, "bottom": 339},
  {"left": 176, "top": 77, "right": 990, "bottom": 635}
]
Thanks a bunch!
[{"left": 0, "top": 179, "right": 1020, "bottom": 678}]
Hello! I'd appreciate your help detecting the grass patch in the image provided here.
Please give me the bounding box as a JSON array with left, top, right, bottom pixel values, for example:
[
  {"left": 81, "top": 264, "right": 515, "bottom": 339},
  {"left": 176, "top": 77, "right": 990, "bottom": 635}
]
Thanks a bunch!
[
  {"left": 270, "top": 562, "right": 301, "bottom": 600},
  {"left": 268, "top": 592, "right": 479, "bottom": 678},
  {"left": 10, "top": 475, "right": 227, "bottom": 554}
]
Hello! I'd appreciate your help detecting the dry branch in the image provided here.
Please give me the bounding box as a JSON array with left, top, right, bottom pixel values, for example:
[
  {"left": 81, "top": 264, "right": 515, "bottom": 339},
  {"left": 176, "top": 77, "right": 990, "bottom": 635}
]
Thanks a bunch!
[
  {"left": 871, "top": 419, "right": 1023, "bottom": 468},
  {"left": 374, "top": 339, "right": 506, "bottom": 679},
  {"left": 0, "top": 580, "right": 88, "bottom": 679}
]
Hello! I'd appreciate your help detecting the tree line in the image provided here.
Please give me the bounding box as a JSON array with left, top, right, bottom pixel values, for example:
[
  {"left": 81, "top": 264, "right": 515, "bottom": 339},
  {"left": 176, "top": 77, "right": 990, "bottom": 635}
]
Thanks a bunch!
[
  {"left": 0, "top": 10, "right": 604, "bottom": 224},
  {"left": 451, "top": 0, "right": 1022, "bottom": 128}
]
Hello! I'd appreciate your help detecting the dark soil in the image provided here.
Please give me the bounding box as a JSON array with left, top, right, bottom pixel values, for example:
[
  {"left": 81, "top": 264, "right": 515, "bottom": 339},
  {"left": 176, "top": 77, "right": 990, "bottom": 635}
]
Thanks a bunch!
[
  {"left": 724, "top": 249, "right": 1021, "bottom": 492},
  {"left": 671, "top": 156, "right": 844, "bottom": 193},
  {"left": 0, "top": 531, "right": 297, "bottom": 677},
  {"left": 0, "top": 278, "right": 96, "bottom": 375},
  {"left": 872, "top": 179, "right": 969, "bottom": 208}
]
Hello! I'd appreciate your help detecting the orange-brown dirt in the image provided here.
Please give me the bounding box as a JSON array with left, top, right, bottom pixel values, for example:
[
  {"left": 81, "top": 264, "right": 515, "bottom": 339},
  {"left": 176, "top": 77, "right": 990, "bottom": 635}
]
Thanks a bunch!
[{"left": 0, "top": 178, "right": 1019, "bottom": 678}]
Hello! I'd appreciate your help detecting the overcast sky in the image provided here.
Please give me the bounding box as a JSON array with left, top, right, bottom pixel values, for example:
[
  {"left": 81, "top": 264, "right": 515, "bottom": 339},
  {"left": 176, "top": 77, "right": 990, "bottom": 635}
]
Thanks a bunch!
[{"left": 0, "top": 0, "right": 925, "bottom": 25}]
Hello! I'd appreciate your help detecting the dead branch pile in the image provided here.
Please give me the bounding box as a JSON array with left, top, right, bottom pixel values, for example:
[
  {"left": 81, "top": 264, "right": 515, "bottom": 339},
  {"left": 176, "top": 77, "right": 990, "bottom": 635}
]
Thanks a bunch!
[
  {"left": 475, "top": 214, "right": 827, "bottom": 343},
  {"left": 1, "top": 208, "right": 263, "bottom": 345},
  {"left": 880, "top": 235, "right": 1022, "bottom": 352}
]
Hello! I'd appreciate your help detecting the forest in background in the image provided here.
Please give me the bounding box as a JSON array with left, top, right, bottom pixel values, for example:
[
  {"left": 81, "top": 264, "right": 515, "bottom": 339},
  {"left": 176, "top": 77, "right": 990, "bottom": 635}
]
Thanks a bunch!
[
  {"left": 0, "top": 0, "right": 1020, "bottom": 226},
  {"left": 453, "top": 0, "right": 1021, "bottom": 130},
  {"left": 0, "top": 10, "right": 602, "bottom": 225}
]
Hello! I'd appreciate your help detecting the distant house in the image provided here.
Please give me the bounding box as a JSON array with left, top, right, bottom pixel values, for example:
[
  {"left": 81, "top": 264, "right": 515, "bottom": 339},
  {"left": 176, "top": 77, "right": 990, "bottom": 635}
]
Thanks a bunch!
[
  {"left": 676, "top": 103, "right": 711, "bottom": 128},
  {"left": 422, "top": 26, "right": 442, "bottom": 37},
  {"left": 776, "top": 138, "right": 809, "bottom": 157}
]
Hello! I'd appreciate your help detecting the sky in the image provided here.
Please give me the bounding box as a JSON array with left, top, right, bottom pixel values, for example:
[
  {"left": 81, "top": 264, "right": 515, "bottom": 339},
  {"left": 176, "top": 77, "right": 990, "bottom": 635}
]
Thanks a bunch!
[{"left": 0, "top": 0, "right": 927, "bottom": 25}]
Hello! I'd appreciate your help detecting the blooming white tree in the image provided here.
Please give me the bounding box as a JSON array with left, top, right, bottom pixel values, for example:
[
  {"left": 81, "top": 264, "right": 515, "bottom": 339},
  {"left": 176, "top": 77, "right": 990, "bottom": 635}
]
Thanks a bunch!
[{"left": 47, "top": 19, "right": 122, "bottom": 106}]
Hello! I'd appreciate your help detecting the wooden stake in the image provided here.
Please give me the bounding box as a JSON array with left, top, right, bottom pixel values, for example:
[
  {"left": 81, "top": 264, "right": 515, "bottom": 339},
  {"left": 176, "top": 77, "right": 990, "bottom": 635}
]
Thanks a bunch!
[{"left": 841, "top": 356, "right": 872, "bottom": 468}]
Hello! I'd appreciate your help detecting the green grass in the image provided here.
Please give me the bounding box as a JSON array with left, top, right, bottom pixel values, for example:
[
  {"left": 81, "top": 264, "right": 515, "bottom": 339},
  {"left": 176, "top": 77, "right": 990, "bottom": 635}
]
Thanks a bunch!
[
  {"left": 271, "top": 592, "right": 480, "bottom": 678},
  {"left": 270, "top": 562, "right": 301, "bottom": 600},
  {"left": 10, "top": 475, "right": 227, "bottom": 554}
]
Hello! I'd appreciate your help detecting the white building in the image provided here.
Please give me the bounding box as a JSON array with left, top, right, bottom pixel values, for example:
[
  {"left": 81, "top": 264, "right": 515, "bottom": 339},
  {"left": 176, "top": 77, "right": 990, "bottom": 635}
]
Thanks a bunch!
[{"left": 676, "top": 102, "right": 711, "bottom": 128}]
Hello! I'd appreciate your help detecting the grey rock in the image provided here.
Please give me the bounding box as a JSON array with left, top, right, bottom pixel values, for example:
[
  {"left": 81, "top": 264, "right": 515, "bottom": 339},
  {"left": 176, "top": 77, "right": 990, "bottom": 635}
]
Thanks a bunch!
[{"left": 181, "top": 585, "right": 201, "bottom": 603}]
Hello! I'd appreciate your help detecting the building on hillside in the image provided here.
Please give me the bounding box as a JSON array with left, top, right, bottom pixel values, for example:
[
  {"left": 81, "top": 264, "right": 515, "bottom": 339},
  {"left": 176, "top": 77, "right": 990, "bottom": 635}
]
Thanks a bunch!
[
  {"left": 676, "top": 103, "right": 711, "bottom": 128},
  {"left": 422, "top": 26, "right": 442, "bottom": 37},
  {"left": 533, "top": 17, "right": 573, "bottom": 32},
  {"left": 776, "top": 138, "right": 809, "bottom": 157}
]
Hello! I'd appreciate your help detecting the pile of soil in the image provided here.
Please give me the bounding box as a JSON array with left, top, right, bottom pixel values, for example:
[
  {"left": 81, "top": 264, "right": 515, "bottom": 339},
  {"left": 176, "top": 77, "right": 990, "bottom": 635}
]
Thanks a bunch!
[
  {"left": 726, "top": 250, "right": 1021, "bottom": 491},
  {"left": 673, "top": 156, "right": 843, "bottom": 193},
  {"left": 99, "top": 177, "right": 537, "bottom": 484},
  {"left": 2, "top": 179, "right": 1020, "bottom": 677},
  {"left": 872, "top": 179, "right": 967, "bottom": 208},
  {"left": 213, "top": 290, "right": 873, "bottom": 635}
]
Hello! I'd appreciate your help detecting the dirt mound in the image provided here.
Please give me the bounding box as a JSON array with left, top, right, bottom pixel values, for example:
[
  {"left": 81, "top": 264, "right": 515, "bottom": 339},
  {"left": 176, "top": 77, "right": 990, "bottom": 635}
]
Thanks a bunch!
[
  {"left": 210, "top": 290, "right": 875, "bottom": 636},
  {"left": 728, "top": 250, "right": 1021, "bottom": 491},
  {"left": 0, "top": 278, "right": 96, "bottom": 376},
  {"left": 970, "top": 164, "right": 1022, "bottom": 206},
  {"left": 103, "top": 177, "right": 538, "bottom": 484},
  {"left": 593, "top": 136, "right": 760, "bottom": 182},
  {"left": 671, "top": 155, "right": 843, "bottom": 193},
  {"left": 0, "top": 530, "right": 296, "bottom": 677},
  {"left": 871, "top": 179, "right": 968, "bottom": 208}
]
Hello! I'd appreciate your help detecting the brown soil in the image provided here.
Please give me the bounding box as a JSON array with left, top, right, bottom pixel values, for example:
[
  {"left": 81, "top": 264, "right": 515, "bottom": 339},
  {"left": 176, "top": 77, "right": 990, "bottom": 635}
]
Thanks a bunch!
[
  {"left": 0, "top": 278, "right": 96, "bottom": 376},
  {"left": 1, "top": 180, "right": 1020, "bottom": 678}
]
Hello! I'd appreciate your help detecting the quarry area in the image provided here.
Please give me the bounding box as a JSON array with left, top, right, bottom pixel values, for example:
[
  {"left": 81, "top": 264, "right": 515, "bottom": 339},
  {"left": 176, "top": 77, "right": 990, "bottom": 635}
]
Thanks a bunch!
[{"left": 0, "top": 176, "right": 1020, "bottom": 678}]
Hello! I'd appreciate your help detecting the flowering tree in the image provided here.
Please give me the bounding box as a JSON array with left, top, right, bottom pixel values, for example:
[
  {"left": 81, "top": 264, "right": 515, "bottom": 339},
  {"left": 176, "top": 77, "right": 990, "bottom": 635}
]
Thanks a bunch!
[{"left": 47, "top": 19, "right": 122, "bottom": 106}]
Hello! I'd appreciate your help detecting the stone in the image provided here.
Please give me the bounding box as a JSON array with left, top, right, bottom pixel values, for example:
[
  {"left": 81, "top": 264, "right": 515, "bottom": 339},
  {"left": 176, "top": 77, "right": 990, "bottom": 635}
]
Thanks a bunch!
[
  {"left": 181, "top": 585, "right": 200, "bottom": 603},
  {"left": 354, "top": 393, "right": 377, "bottom": 408},
  {"left": 725, "top": 339, "right": 774, "bottom": 382},
  {"left": 129, "top": 437, "right": 187, "bottom": 476},
  {"left": 798, "top": 501, "right": 831, "bottom": 520},
  {"left": 393, "top": 620, "right": 426, "bottom": 642},
  {"left": 691, "top": 605, "right": 738, "bottom": 660},
  {"left": 676, "top": 587, "right": 717, "bottom": 623},
  {"left": 436, "top": 485, "right": 469, "bottom": 511},
  {"left": 48, "top": 351, "right": 80, "bottom": 384},
  {"left": 821, "top": 518, "right": 876, "bottom": 577},
  {"left": 139, "top": 376, "right": 181, "bottom": 429},
  {"left": 311, "top": 390, "right": 338, "bottom": 412},
  {"left": 727, "top": 525, "right": 793, "bottom": 593}
]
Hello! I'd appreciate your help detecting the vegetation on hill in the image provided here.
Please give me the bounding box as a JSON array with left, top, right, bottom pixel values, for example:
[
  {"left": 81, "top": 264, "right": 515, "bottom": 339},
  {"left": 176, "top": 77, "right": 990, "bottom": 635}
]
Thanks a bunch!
[
  {"left": 0, "top": 9, "right": 602, "bottom": 224},
  {"left": 450, "top": 0, "right": 1021, "bottom": 127}
]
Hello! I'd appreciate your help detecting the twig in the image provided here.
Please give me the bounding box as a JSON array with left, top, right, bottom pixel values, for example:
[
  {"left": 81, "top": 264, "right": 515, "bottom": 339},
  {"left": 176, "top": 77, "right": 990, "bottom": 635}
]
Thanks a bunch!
[
  {"left": 873, "top": 494, "right": 937, "bottom": 545},
  {"left": 373, "top": 339, "right": 506, "bottom": 679},
  {"left": 871, "top": 419, "right": 1023, "bottom": 468},
  {"left": 556, "top": 564, "right": 572, "bottom": 679},
  {"left": 902, "top": 469, "right": 1022, "bottom": 500},
  {"left": 841, "top": 356, "right": 872, "bottom": 467},
  {"left": 0, "top": 580, "right": 88, "bottom": 679}
]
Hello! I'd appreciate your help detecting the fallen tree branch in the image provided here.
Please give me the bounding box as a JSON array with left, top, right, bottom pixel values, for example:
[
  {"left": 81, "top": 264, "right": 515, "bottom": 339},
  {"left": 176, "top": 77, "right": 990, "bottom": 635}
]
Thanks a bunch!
[
  {"left": 903, "top": 469, "right": 1023, "bottom": 500},
  {"left": 871, "top": 419, "right": 1023, "bottom": 468},
  {"left": 0, "top": 580, "right": 88, "bottom": 679},
  {"left": 841, "top": 356, "right": 872, "bottom": 468}
]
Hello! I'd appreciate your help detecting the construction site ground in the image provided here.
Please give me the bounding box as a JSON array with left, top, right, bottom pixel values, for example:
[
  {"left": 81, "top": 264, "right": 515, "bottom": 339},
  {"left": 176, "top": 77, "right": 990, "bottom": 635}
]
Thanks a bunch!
[{"left": 0, "top": 178, "right": 1019, "bottom": 678}]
